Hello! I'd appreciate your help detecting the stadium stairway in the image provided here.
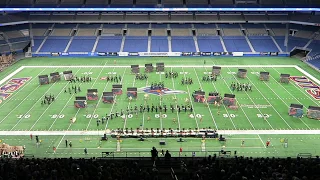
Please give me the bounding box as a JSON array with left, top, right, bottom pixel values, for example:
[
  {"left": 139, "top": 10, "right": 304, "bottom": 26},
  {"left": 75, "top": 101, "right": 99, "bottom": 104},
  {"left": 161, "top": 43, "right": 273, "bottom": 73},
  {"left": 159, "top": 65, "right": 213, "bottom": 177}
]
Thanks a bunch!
[
  {"left": 91, "top": 36, "right": 100, "bottom": 52},
  {"left": 64, "top": 36, "right": 74, "bottom": 53},
  {"left": 148, "top": 35, "right": 151, "bottom": 52},
  {"left": 168, "top": 36, "right": 172, "bottom": 52},
  {"left": 239, "top": 24, "right": 255, "bottom": 52},
  {"left": 120, "top": 36, "right": 126, "bottom": 52},
  {"left": 219, "top": 36, "right": 227, "bottom": 52},
  {"left": 193, "top": 36, "right": 200, "bottom": 52},
  {"left": 270, "top": 36, "right": 283, "bottom": 53}
]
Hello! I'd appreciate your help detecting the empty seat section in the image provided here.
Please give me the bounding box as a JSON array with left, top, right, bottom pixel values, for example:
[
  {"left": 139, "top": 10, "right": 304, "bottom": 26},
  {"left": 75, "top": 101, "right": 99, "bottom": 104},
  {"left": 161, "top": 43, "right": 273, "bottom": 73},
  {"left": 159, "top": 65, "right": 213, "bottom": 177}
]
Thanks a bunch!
[
  {"left": 126, "top": 14, "right": 149, "bottom": 21},
  {"left": 75, "top": 13, "right": 99, "bottom": 20},
  {"left": 162, "top": 0, "right": 183, "bottom": 6},
  {"left": 246, "top": 29, "right": 267, "bottom": 36},
  {"left": 220, "top": 14, "right": 244, "bottom": 21},
  {"left": 0, "top": 45, "right": 11, "bottom": 53},
  {"left": 274, "top": 36, "right": 286, "bottom": 52},
  {"left": 197, "top": 36, "right": 223, "bottom": 52},
  {"left": 151, "top": 24, "right": 168, "bottom": 29},
  {"left": 96, "top": 36, "right": 122, "bottom": 52},
  {"left": 249, "top": 36, "right": 279, "bottom": 52},
  {"left": 123, "top": 36, "right": 148, "bottom": 52},
  {"left": 85, "top": 0, "right": 107, "bottom": 6},
  {"left": 39, "top": 37, "right": 70, "bottom": 52},
  {"left": 77, "top": 29, "right": 96, "bottom": 36},
  {"left": 171, "top": 14, "right": 193, "bottom": 21},
  {"left": 32, "top": 37, "right": 45, "bottom": 52},
  {"left": 4, "top": 31, "right": 24, "bottom": 39},
  {"left": 151, "top": 36, "right": 168, "bottom": 52},
  {"left": 127, "top": 24, "right": 150, "bottom": 29},
  {"left": 197, "top": 29, "right": 217, "bottom": 36},
  {"left": 186, "top": 0, "right": 208, "bottom": 6},
  {"left": 136, "top": 0, "right": 157, "bottom": 6},
  {"left": 127, "top": 29, "right": 147, "bottom": 36},
  {"left": 272, "top": 29, "right": 287, "bottom": 36},
  {"left": 171, "top": 29, "right": 191, "bottom": 36},
  {"left": 223, "top": 36, "right": 251, "bottom": 52},
  {"left": 308, "top": 59, "right": 320, "bottom": 69},
  {"left": 223, "top": 29, "right": 242, "bottom": 36},
  {"left": 171, "top": 36, "right": 196, "bottom": 52},
  {"left": 152, "top": 29, "right": 167, "bottom": 36},
  {"left": 35, "top": 0, "right": 59, "bottom": 6},
  {"left": 194, "top": 24, "right": 216, "bottom": 29},
  {"left": 9, "top": 0, "right": 33, "bottom": 6},
  {"left": 307, "top": 40, "right": 320, "bottom": 55},
  {"left": 50, "top": 29, "right": 72, "bottom": 36},
  {"left": 32, "top": 29, "right": 47, "bottom": 36},
  {"left": 287, "top": 37, "right": 309, "bottom": 51},
  {"left": 294, "top": 31, "right": 314, "bottom": 39},
  {"left": 101, "top": 14, "right": 124, "bottom": 21},
  {"left": 68, "top": 36, "right": 96, "bottom": 52}
]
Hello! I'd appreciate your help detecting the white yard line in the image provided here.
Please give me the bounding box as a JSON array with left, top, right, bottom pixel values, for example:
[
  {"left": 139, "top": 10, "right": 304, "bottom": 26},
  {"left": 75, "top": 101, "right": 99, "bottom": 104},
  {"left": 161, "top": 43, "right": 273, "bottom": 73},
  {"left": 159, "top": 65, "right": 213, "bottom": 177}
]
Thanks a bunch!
[
  {"left": 0, "top": 68, "right": 47, "bottom": 109},
  {"left": 30, "top": 67, "right": 82, "bottom": 131},
  {"left": 123, "top": 69, "right": 135, "bottom": 130},
  {"left": 159, "top": 71, "right": 163, "bottom": 130},
  {"left": 105, "top": 67, "right": 127, "bottom": 130},
  {"left": 85, "top": 64, "right": 114, "bottom": 130},
  {"left": 248, "top": 67, "right": 309, "bottom": 130},
  {"left": 271, "top": 67, "right": 320, "bottom": 106},
  {"left": 0, "top": 67, "right": 57, "bottom": 127},
  {"left": 2, "top": 129, "right": 320, "bottom": 136},
  {"left": 170, "top": 67, "right": 181, "bottom": 130},
  {"left": 47, "top": 67, "right": 93, "bottom": 131},
  {"left": 141, "top": 75, "right": 149, "bottom": 129},
  {"left": 192, "top": 67, "right": 218, "bottom": 130},
  {"left": 245, "top": 67, "right": 293, "bottom": 129},
  {"left": 225, "top": 67, "right": 275, "bottom": 129},
  {"left": 181, "top": 67, "right": 199, "bottom": 130}
]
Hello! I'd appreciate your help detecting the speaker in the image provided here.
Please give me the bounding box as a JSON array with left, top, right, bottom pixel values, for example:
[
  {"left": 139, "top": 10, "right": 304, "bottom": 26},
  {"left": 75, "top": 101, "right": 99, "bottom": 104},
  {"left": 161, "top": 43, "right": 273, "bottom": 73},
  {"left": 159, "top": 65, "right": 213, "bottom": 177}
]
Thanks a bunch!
[{"left": 159, "top": 140, "right": 166, "bottom": 145}]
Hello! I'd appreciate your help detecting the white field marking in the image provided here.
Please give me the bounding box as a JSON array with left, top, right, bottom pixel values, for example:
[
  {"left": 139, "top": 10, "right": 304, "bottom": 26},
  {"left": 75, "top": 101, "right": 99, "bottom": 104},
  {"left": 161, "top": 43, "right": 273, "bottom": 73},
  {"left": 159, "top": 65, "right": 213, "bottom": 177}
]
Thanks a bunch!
[
  {"left": 21, "top": 65, "right": 298, "bottom": 68},
  {"left": 181, "top": 67, "right": 199, "bottom": 130},
  {"left": 0, "top": 66, "right": 24, "bottom": 86},
  {"left": 29, "top": 67, "right": 82, "bottom": 131},
  {"left": 294, "top": 65, "right": 320, "bottom": 86},
  {"left": 123, "top": 68, "right": 135, "bottom": 130},
  {"left": 0, "top": 67, "right": 57, "bottom": 126},
  {"left": 249, "top": 67, "right": 309, "bottom": 130},
  {"left": 192, "top": 67, "right": 218, "bottom": 129},
  {"left": 0, "top": 68, "right": 48, "bottom": 109},
  {"left": 85, "top": 65, "right": 115, "bottom": 130},
  {"left": 263, "top": 67, "right": 316, "bottom": 128},
  {"left": 213, "top": 63, "right": 265, "bottom": 147},
  {"left": 141, "top": 74, "right": 148, "bottom": 129},
  {"left": 246, "top": 67, "right": 293, "bottom": 129},
  {"left": 170, "top": 67, "right": 181, "bottom": 130},
  {"left": 105, "top": 67, "right": 127, "bottom": 130},
  {"left": 159, "top": 69, "right": 163, "bottom": 130},
  {"left": 55, "top": 147, "right": 266, "bottom": 150},
  {"left": 272, "top": 67, "right": 320, "bottom": 106},
  {"left": 225, "top": 66, "right": 275, "bottom": 129},
  {"left": 48, "top": 67, "right": 91, "bottom": 131},
  {"left": 1, "top": 129, "right": 320, "bottom": 136}
]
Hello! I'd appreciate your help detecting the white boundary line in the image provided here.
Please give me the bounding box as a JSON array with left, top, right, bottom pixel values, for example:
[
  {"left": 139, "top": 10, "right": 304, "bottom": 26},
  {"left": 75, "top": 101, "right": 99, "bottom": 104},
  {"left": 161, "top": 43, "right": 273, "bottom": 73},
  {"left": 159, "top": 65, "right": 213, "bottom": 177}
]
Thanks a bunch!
[
  {"left": 0, "top": 129, "right": 319, "bottom": 135},
  {"left": 18, "top": 65, "right": 299, "bottom": 68}
]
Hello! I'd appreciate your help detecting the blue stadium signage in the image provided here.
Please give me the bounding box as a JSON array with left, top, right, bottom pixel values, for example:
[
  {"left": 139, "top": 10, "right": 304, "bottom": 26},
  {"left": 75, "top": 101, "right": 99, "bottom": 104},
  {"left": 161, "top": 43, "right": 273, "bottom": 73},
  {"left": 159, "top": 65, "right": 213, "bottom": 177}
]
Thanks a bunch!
[{"left": 0, "top": 8, "right": 319, "bottom": 12}]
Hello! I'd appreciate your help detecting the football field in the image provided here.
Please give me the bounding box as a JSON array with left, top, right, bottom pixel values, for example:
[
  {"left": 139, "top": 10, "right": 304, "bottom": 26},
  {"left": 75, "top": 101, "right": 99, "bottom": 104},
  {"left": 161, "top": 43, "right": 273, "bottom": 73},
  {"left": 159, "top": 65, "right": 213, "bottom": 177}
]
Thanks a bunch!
[{"left": 0, "top": 57, "right": 319, "bottom": 158}]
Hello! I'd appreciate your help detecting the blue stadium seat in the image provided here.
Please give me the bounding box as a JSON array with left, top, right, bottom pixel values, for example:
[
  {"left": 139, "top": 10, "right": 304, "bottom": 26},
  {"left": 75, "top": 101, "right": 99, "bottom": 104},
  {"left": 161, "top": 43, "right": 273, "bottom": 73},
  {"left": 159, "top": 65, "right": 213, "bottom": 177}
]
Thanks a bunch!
[
  {"left": 151, "top": 36, "right": 168, "bottom": 52},
  {"left": 171, "top": 36, "right": 196, "bottom": 52},
  {"left": 68, "top": 36, "right": 96, "bottom": 52},
  {"left": 197, "top": 36, "right": 224, "bottom": 52},
  {"left": 223, "top": 36, "right": 251, "bottom": 52},
  {"left": 123, "top": 36, "right": 148, "bottom": 52},
  {"left": 95, "top": 36, "right": 122, "bottom": 52}
]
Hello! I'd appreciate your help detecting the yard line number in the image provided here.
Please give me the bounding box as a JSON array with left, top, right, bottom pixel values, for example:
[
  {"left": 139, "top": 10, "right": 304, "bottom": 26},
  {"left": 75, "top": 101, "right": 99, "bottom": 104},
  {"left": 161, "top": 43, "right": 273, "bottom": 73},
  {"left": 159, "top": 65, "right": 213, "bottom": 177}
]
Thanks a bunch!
[
  {"left": 223, "top": 114, "right": 236, "bottom": 118},
  {"left": 257, "top": 114, "right": 271, "bottom": 118},
  {"left": 50, "top": 114, "right": 65, "bottom": 119},
  {"left": 17, "top": 114, "right": 31, "bottom": 119}
]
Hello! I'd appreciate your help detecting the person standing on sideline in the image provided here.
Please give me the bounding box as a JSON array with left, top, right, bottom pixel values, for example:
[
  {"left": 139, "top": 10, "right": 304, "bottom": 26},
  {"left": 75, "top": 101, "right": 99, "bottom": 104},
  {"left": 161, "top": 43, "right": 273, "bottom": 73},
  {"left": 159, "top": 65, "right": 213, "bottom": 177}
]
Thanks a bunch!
[
  {"left": 53, "top": 146, "right": 56, "bottom": 154},
  {"left": 284, "top": 138, "right": 288, "bottom": 148},
  {"left": 65, "top": 139, "right": 68, "bottom": 147},
  {"left": 266, "top": 140, "right": 270, "bottom": 148},
  {"left": 241, "top": 140, "right": 245, "bottom": 147},
  {"left": 69, "top": 141, "right": 72, "bottom": 148},
  {"left": 179, "top": 147, "right": 183, "bottom": 156},
  {"left": 30, "top": 134, "right": 33, "bottom": 140},
  {"left": 204, "top": 60, "right": 206, "bottom": 65},
  {"left": 84, "top": 148, "right": 88, "bottom": 155}
]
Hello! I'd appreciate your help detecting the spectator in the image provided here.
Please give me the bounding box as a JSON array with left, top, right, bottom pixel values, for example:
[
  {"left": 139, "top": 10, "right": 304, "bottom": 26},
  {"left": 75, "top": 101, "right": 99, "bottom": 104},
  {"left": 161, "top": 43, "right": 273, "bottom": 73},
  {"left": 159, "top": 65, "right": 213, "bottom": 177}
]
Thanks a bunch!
[{"left": 151, "top": 147, "right": 158, "bottom": 162}]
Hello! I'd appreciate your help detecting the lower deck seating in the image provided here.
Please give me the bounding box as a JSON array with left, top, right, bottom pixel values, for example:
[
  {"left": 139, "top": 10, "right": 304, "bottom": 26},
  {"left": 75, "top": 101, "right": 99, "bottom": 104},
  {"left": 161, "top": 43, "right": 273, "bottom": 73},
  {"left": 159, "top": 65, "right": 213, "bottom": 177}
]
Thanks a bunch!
[
  {"left": 32, "top": 36, "right": 45, "bottom": 52},
  {"left": 123, "top": 36, "right": 148, "bottom": 52},
  {"left": 197, "top": 36, "right": 223, "bottom": 52},
  {"left": 287, "top": 37, "right": 309, "bottom": 51},
  {"left": 171, "top": 36, "right": 196, "bottom": 52},
  {"left": 249, "top": 36, "right": 279, "bottom": 52},
  {"left": 274, "top": 36, "right": 286, "bottom": 52},
  {"left": 223, "top": 36, "right": 251, "bottom": 52},
  {"left": 39, "top": 36, "right": 70, "bottom": 52},
  {"left": 95, "top": 36, "right": 122, "bottom": 52},
  {"left": 151, "top": 36, "right": 168, "bottom": 52},
  {"left": 307, "top": 40, "right": 320, "bottom": 56},
  {"left": 68, "top": 36, "right": 96, "bottom": 52}
]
